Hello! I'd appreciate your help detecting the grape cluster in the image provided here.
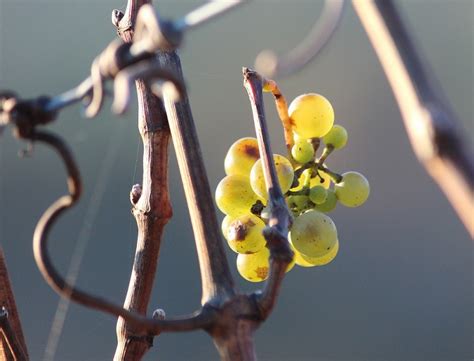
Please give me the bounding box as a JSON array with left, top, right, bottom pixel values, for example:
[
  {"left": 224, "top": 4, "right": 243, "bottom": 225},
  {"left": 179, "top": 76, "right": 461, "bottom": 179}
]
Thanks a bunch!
[{"left": 215, "top": 93, "right": 370, "bottom": 282}]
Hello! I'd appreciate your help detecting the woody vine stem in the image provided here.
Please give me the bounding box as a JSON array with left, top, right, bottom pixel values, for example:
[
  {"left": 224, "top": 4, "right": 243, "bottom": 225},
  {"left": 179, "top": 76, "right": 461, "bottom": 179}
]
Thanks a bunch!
[{"left": 0, "top": 0, "right": 472, "bottom": 360}]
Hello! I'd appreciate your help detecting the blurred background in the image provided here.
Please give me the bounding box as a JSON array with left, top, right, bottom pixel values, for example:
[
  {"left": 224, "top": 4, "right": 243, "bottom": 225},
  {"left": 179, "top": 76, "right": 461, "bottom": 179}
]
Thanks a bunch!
[{"left": 0, "top": 1, "right": 472, "bottom": 360}]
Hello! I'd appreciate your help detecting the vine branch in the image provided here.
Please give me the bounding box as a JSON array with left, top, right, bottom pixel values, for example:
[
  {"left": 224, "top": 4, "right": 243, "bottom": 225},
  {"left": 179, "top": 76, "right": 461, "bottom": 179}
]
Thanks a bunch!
[
  {"left": 242, "top": 68, "right": 293, "bottom": 319},
  {"left": 353, "top": 0, "right": 474, "bottom": 237}
]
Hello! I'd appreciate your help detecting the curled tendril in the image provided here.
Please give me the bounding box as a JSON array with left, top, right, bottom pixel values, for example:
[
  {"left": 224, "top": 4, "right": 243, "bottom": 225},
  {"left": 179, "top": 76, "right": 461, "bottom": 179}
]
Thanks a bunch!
[
  {"left": 84, "top": 39, "right": 134, "bottom": 118},
  {"left": 255, "top": 0, "right": 345, "bottom": 78}
]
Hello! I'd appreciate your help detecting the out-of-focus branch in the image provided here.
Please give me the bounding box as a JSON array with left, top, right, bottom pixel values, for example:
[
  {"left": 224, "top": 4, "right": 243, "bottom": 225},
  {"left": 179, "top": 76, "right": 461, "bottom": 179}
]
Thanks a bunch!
[
  {"left": 353, "top": 0, "right": 474, "bottom": 237},
  {"left": 0, "top": 249, "right": 28, "bottom": 361},
  {"left": 255, "top": 0, "right": 345, "bottom": 78},
  {"left": 242, "top": 68, "right": 293, "bottom": 319}
]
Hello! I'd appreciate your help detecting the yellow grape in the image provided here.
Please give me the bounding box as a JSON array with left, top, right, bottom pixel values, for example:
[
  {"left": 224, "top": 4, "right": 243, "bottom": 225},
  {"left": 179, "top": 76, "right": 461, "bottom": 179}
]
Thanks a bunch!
[
  {"left": 221, "top": 214, "right": 266, "bottom": 254},
  {"left": 291, "top": 139, "right": 314, "bottom": 164},
  {"left": 237, "top": 247, "right": 270, "bottom": 282},
  {"left": 289, "top": 210, "right": 338, "bottom": 258},
  {"left": 250, "top": 154, "right": 294, "bottom": 199},
  {"left": 323, "top": 125, "right": 348, "bottom": 150},
  {"left": 335, "top": 171, "right": 370, "bottom": 207},
  {"left": 224, "top": 137, "right": 260, "bottom": 177},
  {"left": 288, "top": 93, "right": 334, "bottom": 138},
  {"left": 236, "top": 245, "right": 295, "bottom": 282},
  {"left": 215, "top": 175, "right": 260, "bottom": 217},
  {"left": 293, "top": 240, "right": 339, "bottom": 267}
]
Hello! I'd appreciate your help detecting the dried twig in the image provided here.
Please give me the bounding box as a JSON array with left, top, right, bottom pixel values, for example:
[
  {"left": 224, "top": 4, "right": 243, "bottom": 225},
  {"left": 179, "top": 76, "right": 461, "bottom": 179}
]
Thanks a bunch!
[
  {"left": 112, "top": 1, "right": 172, "bottom": 359},
  {"left": 353, "top": 0, "right": 474, "bottom": 237},
  {"left": 242, "top": 68, "right": 293, "bottom": 319}
]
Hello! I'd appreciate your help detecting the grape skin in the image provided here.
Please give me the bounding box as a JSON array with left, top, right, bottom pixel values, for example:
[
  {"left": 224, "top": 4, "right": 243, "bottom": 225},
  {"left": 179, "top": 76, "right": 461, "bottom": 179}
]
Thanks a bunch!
[
  {"left": 291, "top": 139, "right": 315, "bottom": 164},
  {"left": 250, "top": 154, "right": 294, "bottom": 199},
  {"left": 323, "top": 125, "right": 348, "bottom": 150},
  {"left": 294, "top": 240, "right": 339, "bottom": 267},
  {"left": 335, "top": 171, "right": 370, "bottom": 207},
  {"left": 221, "top": 214, "right": 266, "bottom": 254},
  {"left": 314, "top": 189, "right": 337, "bottom": 213},
  {"left": 237, "top": 247, "right": 270, "bottom": 282},
  {"left": 237, "top": 246, "right": 295, "bottom": 282},
  {"left": 309, "top": 185, "right": 327, "bottom": 205},
  {"left": 224, "top": 137, "right": 260, "bottom": 177},
  {"left": 288, "top": 93, "right": 334, "bottom": 138},
  {"left": 289, "top": 210, "right": 338, "bottom": 258},
  {"left": 215, "top": 175, "right": 261, "bottom": 217}
]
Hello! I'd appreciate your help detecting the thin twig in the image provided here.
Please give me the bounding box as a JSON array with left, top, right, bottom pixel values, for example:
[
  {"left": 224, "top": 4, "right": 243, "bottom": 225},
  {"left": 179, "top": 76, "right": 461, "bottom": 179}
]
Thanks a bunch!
[
  {"left": 242, "top": 68, "right": 293, "bottom": 319},
  {"left": 353, "top": 0, "right": 474, "bottom": 237},
  {"left": 113, "top": 1, "right": 172, "bottom": 359}
]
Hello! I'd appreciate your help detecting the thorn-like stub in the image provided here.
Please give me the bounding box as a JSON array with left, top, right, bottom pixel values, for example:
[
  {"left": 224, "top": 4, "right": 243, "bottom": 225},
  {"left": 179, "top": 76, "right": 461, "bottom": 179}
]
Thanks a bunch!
[
  {"left": 130, "top": 184, "right": 142, "bottom": 205},
  {"left": 152, "top": 308, "right": 166, "bottom": 320},
  {"left": 111, "top": 9, "right": 124, "bottom": 28}
]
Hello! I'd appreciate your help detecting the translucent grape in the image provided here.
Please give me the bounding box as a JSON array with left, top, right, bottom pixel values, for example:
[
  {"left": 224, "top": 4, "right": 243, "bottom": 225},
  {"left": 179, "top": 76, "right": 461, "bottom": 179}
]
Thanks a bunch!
[
  {"left": 221, "top": 214, "right": 266, "bottom": 254},
  {"left": 250, "top": 154, "right": 294, "bottom": 199},
  {"left": 335, "top": 171, "right": 370, "bottom": 207},
  {"left": 215, "top": 175, "right": 260, "bottom": 216},
  {"left": 291, "top": 139, "right": 314, "bottom": 164},
  {"left": 288, "top": 93, "right": 334, "bottom": 138},
  {"left": 237, "top": 247, "right": 270, "bottom": 282},
  {"left": 287, "top": 195, "right": 310, "bottom": 213},
  {"left": 309, "top": 185, "right": 327, "bottom": 205},
  {"left": 314, "top": 189, "right": 337, "bottom": 213},
  {"left": 323, "top": 125, "right": 348, "bottom": 150},
  {"left": 289, "top": 210, "right": 338, "bottom": 258},
  {"left": 224, "top": 137, "right": 260, "bottom": 177},
  {"left": 294, "top": 240, "right": 339, "bottom": 267}
]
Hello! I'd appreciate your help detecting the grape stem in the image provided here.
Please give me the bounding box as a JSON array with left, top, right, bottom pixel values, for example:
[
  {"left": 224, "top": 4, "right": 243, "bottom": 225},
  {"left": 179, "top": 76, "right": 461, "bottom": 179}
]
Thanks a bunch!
[
  {"left": 261, "top": 78, "right": 296, "bottom": 163},
  {"left": 317, "top": 144, "right": 334, "bottom": 165},
  {"left": 243, "top": 68, "right": 294, "bottom": 320}
]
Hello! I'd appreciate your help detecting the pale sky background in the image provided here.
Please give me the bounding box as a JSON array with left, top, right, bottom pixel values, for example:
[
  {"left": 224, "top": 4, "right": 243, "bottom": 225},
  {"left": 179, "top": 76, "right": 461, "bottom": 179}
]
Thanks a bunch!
[{"left": 0, "top": 1, "right": 472, "bottom": 361}]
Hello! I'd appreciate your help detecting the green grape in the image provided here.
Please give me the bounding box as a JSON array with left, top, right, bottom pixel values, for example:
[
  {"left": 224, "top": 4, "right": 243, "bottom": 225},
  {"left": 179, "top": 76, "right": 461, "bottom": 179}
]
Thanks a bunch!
[
  {"left": 289, "top": 210, "right": 338, "bottom": 258},
  {"left": 215, "top": 175, "right": 261, "bottom": 217},
  {"left": 221, "top": 214, "right": 266, "bottom": 254},
  {"left": 293, "top": 240, "right": 339, "bottom": 267},
  {"left": 288, "top": 93, "right": 334, "bottom": 138},
  {"left": 224, "top": 137, "right": 260, "bottom": 177},
  {"left": 335, "top": 171, "right": 370, "bottom": 207},
  {"left": 314, "top": 189, "right": 337, "bottom": 213},
  {"left": 322, "top": 125, "right": 348, "bottom": 150},
  {"left": 250, "top": 154, "right": 294, "bottom": 199},
  {"left": 309, "top": 185, "right": 327, "bottom": 205},
  {"left": 237, "top": 247, "right": 270, "bottom": 282},
  {"left": 291, "top": 139, "right": 314, "bottom": 164},
  {"left": 287, "top": 195, "right": 310, "bottom": 213}
]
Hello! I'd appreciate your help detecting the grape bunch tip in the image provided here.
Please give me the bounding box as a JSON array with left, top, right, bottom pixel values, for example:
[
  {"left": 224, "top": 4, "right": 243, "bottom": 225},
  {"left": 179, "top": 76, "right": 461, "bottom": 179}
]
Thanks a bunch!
[{"left": 215, "top": 87, "right": 370, "bottom": 282}]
